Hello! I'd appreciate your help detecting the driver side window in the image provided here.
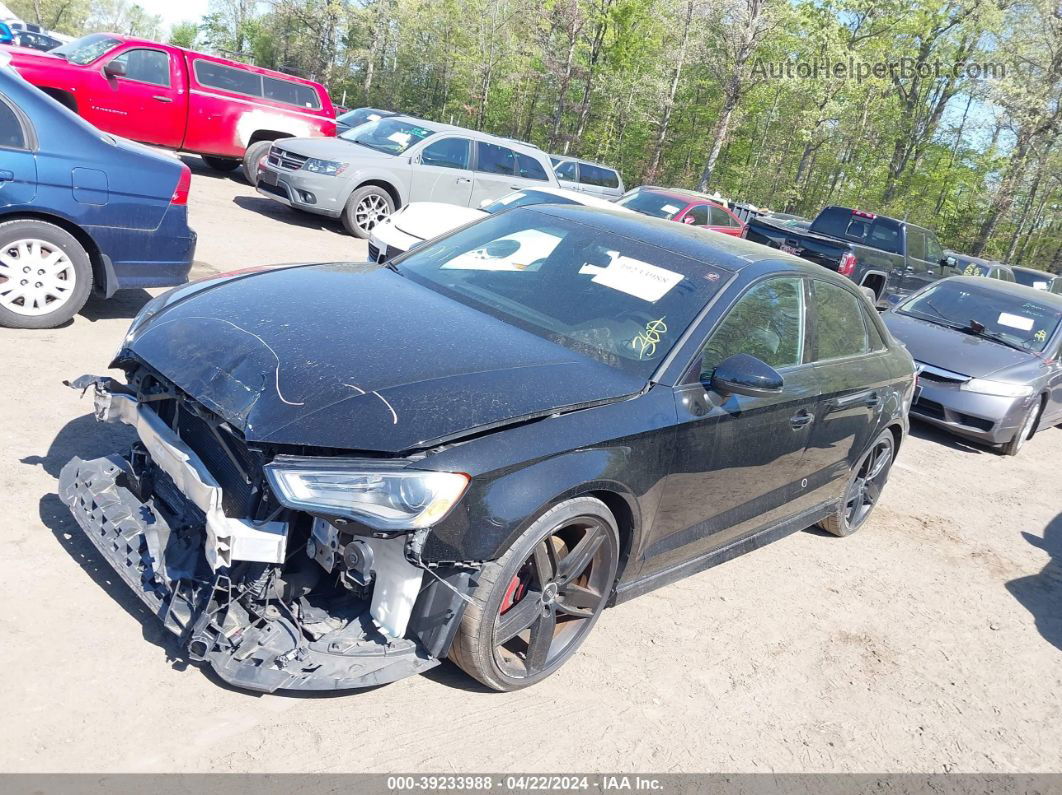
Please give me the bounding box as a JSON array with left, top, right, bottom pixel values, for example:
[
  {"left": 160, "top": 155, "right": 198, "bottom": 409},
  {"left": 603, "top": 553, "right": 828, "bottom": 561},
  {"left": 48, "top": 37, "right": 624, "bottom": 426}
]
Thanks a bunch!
[{"left": 700, "top": 277, "right": 806, "bottom": 378}]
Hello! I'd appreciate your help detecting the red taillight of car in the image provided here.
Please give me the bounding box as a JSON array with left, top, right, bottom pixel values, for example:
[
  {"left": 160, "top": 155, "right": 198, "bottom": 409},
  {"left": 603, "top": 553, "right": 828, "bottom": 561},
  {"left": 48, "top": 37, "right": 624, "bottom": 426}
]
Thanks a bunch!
[
  {"left": 852, "top": 209, "right": 877, "bottom": 219},
  {"left": 838, "top": 251, "right": 857, "bottom": 277},
  {"left": 171, "top": 165, "right": 191, "bottom": 206}
]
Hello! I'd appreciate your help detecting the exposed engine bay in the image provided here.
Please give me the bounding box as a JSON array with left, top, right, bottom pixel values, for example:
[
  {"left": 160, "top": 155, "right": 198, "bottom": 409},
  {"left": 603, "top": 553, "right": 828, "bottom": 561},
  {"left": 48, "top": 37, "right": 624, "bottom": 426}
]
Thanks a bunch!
[{"left": 58, "top": 368, "right": 477, "bottom": 692}]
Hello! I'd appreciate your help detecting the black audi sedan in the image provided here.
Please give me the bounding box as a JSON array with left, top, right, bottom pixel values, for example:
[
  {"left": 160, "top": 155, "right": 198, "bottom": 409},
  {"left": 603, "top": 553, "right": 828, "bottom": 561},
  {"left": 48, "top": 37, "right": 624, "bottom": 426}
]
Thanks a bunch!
[{"left": 59, "top": 206, "right": 915, "bottom": 693}]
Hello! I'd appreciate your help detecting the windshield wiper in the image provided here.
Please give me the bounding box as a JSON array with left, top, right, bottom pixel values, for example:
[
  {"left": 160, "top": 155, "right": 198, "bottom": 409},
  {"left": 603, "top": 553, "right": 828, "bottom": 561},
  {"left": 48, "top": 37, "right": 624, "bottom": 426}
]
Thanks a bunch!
[{"left": 962, "top": 322, "right": 1030, "bottom": 353}]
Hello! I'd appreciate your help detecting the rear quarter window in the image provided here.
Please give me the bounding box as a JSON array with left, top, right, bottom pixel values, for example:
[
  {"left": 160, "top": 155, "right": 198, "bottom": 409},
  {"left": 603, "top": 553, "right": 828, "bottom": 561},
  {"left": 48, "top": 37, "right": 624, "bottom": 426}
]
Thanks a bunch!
[
  {"left": 812, "top": 280, "right": 869, "bottom": 360},
  {"left": 262, "top": 76, "right": 321, "bottom": 109},
  {"left": 812, "top": 208, "right": 901, "bottom": 254},
  {"left": 516, "top": 152, "right": 548, "bottom": 181},
  {"left": 0, "top": 98, "right": 26, "bottom": 149}
]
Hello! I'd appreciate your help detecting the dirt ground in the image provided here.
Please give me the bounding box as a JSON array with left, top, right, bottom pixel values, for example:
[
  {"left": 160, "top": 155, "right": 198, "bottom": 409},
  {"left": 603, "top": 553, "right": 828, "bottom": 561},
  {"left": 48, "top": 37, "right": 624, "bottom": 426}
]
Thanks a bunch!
[{"left": 1, "top": 159, "right": 1060, "bottom": 773}]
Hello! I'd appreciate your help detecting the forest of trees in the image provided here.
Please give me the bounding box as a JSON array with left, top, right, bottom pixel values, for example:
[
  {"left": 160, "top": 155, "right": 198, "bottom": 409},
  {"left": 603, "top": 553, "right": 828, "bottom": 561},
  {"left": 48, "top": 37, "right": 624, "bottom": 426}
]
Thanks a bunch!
[{"left": 11, "top": 0, "right": 1062, "bottom": 272}]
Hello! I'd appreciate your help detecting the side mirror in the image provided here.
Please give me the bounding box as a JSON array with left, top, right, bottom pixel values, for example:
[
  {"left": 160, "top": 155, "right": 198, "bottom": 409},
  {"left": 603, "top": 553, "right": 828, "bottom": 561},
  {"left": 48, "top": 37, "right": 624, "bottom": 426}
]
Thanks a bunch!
[
  {"left": 103, "top": 60, "right": 126, "bottom": 79},
  {"left": 703, "top": 353, "right": 784, "bottom": 397},
  {"left": 941, "top": 255, "right": 957, "bottom": 269}
]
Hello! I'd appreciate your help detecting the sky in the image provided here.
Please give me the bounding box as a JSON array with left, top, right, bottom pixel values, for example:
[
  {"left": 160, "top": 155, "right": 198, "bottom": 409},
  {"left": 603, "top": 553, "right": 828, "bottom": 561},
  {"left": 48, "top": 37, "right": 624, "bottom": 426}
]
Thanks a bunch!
[{"left": 136, "top": 0, "right": 211, "bottom": 30}]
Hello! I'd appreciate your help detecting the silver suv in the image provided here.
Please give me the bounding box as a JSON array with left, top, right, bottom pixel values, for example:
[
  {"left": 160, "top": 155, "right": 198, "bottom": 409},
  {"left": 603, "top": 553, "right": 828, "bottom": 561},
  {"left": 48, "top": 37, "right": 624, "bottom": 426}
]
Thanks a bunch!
[
  {"left": 256, "top": 116, "right": 559, "bottom": 237},
  {"left": 549, "top": 156, "right": 625, "bottom": 200}
]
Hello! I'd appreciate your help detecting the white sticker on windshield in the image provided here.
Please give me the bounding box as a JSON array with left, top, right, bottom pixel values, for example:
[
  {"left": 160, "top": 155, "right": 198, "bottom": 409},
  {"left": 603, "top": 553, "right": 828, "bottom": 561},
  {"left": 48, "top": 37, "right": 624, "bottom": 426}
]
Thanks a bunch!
[
  {"left": 1034, "top": 281, "right": 1048, "bottom": 290},
  {"left": 387, "top": 131, "right": 411, "bottom": 145},
  {"left": 592, "top": 257, "right": 684, "bottom": 302},
  {"left": 998, "top": 312, "right": 1034, "bottom": 331},
  {"left": 661, "top": 204, "right": 681, "bottom": 214}
]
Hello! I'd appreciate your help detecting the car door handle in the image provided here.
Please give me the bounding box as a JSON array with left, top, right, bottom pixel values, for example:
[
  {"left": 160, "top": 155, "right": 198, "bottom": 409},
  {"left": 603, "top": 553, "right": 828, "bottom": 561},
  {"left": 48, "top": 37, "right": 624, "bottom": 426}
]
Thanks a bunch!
[
  {"left": 865, "top": 392, "right": 881, "bottom": 407},
  {"left": 456, "top": 177, "right": 471, "bottom": 184},
  {"left": 0, "top": 170, "right": 12, "bottom": 183},
  {"left": 152, "top": 95, "right": 173, "bottom": 103},
  {"left": 790, "top": 409, "right": 814, "bottom": 429}
]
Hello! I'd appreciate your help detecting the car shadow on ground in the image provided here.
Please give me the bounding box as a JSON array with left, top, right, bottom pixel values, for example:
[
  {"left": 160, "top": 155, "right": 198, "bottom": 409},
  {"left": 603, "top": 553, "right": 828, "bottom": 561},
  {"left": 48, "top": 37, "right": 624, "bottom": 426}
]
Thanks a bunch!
[
  {"left": 24, "top": 414, "right": 193, "bottom": 673},
  {"left": 232, "top": 195, "right": 349, "bottom": 235},
  {"left": 180, "top": 154, "right": 244, "bottom": 183},
  {"left": 908, "top": 419, "right": 991, "bottom": 455},
  {"left": 1006, "top": 512, "right": 1062, "bottom": 652},
  {"left": 79, "top": 288, "right": 153, "bottom": 322}
]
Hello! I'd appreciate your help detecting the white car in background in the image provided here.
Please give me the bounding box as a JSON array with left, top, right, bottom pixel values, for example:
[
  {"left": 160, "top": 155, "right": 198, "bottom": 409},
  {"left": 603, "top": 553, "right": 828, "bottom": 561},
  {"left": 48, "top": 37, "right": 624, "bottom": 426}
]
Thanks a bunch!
[{"left": 367, "top": 186, "right": 631, "bottom": 263}]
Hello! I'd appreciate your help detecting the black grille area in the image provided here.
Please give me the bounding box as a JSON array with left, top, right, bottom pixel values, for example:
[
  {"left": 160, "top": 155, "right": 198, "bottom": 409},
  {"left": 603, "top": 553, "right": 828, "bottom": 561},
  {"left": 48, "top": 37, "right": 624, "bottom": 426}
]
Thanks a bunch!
[
  {"left": 268, "top": 147, "right": 308, "bottom": 171},
  {"left": 258, "top": 180, "right": 289, "bottom": 200},
  {"left": 913, "top": 397, "right": 946, "bottom": 421},
  {"left": 174, "top": 405, "right": 260, "bottom": 518},
  {"left": 367, "top": 242, "right": 380, "bottom": 262}
]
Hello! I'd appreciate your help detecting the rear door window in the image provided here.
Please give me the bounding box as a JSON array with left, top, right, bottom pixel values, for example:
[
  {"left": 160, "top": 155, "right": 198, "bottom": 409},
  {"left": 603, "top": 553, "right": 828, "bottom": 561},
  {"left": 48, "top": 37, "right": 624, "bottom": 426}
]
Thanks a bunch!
[
  {"left": 811, "top": 280, "right": 869, "bottom": 360},
  {"left": 194, "top": 60, "right": 263, "bottom": 97},
  {"left": 685, "top": 205, "right": 709, "bottom": 225},
  {"left": 110, "top": 48, "right": 170, "bottom": 86},
  {"left": 262, "top": 76, "right": 321, "bottom": 109},
  {"left": 0, "top": 98, "right": 26, "bottom": 149},
  {"left": 555, "top": 160, "right": 577, "bottom": 181},
  {"left": 709, "top": 206, "right": 737, "bottom": 227},
  {"left": 476, "top": 142, "right": 516, "bottom": 175},
  {"left": 516, "top": 152, "right": 548, "bottom": 181}
]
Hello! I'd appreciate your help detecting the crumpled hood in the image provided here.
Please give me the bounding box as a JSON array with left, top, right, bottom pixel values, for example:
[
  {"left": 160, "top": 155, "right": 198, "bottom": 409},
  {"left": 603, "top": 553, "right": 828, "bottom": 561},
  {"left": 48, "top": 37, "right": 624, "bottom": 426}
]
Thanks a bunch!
[
  {"left": 124, "top": 264, "right": 643, "bottom": 452},
  {"left": 391, "top": 203, "right": 486, "bottom": 241},
  {"left": 883, "top": 311, "right": 1042, "bottom": 379}
]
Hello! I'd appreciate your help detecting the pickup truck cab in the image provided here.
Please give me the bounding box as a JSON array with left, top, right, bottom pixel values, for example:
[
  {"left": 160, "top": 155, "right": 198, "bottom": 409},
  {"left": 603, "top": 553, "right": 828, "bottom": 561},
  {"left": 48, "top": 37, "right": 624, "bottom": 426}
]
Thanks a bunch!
[
  {"left": 744, "top": 205, "right": 954, "bottom": 307},
  {"left": 3, "top": 33, "right": 336, "bottom": 183}
]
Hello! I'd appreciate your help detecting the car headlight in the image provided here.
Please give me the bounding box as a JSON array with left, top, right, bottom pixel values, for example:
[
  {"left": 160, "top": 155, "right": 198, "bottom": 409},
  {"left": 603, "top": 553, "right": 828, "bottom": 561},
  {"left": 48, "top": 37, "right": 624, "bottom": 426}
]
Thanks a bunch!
[
  {"left": 265, "top": 459, "right": 470, "bottom": 531},
  {"left": 302, "top": 158, "right": 348, "bottom": 176},
  {"left": 959, "top": 379, "right": 1034, "bottom": 397}
]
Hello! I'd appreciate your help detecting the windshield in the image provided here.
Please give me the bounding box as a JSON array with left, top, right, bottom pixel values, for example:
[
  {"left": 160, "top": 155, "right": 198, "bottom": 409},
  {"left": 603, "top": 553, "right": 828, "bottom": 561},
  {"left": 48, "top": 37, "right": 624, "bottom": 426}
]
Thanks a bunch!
[
  {"left": 51, "top": 34, "right": 122, "bottom": 65},
  {"left": 616, "top": 191, "right": 685, "bottom": 220},
  {"left": 394, "top": 208, "right": 728, "bottom": 377},
  {"left": 338, "top": 117, "right": 435, "bottom": 155},
  {"left": 483, "top": 190, "right": 580, "bottom": 214},
  {"left": 899, "top": 281, "right": 1061, "bottom": 353}
]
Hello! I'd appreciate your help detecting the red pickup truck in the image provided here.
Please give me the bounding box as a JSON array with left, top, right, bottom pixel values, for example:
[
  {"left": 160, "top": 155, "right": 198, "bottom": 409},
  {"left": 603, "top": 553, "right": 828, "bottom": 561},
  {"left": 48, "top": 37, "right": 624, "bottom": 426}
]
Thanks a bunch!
[{"left": 4, "top": 33, "right": 336, "bottom": 182}]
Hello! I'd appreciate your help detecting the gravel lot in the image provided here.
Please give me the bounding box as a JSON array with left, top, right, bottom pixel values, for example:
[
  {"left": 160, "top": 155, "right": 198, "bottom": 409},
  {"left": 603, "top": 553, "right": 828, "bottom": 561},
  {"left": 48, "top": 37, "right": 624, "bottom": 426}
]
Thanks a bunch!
[{"left": 1, "top": 160, "right": 1060, "bottom": 773}]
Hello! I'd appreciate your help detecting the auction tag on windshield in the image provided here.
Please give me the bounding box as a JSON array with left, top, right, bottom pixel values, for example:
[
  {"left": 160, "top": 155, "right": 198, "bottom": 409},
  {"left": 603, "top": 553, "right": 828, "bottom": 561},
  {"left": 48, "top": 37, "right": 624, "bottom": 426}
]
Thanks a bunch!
[
  {"left": 661, "top": 204, "right": 681, "bottom": 215},
  {"left": 998, "top": 312, "right": 1034, "bottom": 331},
  {"left": 387, "top": 131, "right": 411, "bottom": 145},
  {"left": 592, "top": 257, "right": 683, "bottom": 302}
]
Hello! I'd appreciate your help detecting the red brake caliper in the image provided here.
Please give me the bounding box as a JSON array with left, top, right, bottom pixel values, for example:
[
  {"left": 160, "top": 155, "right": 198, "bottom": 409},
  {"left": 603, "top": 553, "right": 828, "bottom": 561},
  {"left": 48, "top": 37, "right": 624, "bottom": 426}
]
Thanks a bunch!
[{"left": 499, "top": 574, "right": 526, "bottom": 614}]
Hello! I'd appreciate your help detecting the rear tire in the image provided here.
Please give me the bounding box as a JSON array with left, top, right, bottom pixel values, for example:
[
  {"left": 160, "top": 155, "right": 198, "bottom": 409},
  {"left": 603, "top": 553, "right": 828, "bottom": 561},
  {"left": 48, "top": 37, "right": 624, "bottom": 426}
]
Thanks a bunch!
[
  {"left": 0, "top": 219, "right": 92, "bottom": 329},
  {"left": 242, "top": 140, "right": 274, "bottom": 186},
  {"left": 818, "top": 429, "right": 895, "bottom": 537},
  {"left": 1001, "top": 399, "right": 1042, "bottom": 457},
  {"left": 448, "top": 497, "right": 619, "bottom": 691},
  {"left": 201, "top": 155, "right": 240, "bottom": 172},
  {"left": 341, "top": 185, "right": 395, "bottom": 238}
]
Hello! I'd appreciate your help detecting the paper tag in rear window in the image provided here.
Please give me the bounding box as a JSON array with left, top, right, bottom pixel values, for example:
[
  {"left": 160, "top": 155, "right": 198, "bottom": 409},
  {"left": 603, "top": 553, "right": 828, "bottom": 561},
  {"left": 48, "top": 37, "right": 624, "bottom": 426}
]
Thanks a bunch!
[
  {"left": 592, "top": 257, "right": 684, "bottom": 302},
  {"left": 998, "top": 312, "right": 1034, "bottom": 331}
]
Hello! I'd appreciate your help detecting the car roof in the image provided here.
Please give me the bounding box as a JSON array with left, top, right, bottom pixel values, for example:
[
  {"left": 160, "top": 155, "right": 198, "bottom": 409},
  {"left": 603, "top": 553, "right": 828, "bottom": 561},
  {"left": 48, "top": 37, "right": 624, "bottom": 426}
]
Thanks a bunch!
[
  {"left": 635, "top": 186, "right": 730, "bottom": 208},
  {"left": 549, "top": 154, "right": 617, "bottom": 171},
  {"left": 1011, "top": 265, "right": 1056, "bottom": 278},
  {"left": 528, "top": 204, "right": 845, "bottom": 279},
  {"left": 945, "top": 250, "right": 1004, "bottom": 268},
  {"left": 513, "top": 186, "right": 628, "bottom": 210},
  {"left": 940, "top": 276, "right": 1062, "bottom": 308},
  {"left": 389, "top": 115, "right": 543, "bottom": 154}
]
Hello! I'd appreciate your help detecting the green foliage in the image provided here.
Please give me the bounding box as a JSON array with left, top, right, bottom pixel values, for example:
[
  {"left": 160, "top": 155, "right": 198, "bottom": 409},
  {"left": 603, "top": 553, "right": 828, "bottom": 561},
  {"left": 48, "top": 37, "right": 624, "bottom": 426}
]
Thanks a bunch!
[{"left": 20, "top": 0, "right": 1062, "bottom": 264}]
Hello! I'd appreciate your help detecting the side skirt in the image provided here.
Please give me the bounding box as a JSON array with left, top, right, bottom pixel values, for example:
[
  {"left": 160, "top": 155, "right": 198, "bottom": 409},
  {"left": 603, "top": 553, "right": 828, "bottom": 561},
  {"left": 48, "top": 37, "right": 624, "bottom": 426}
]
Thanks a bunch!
[{"left": 610, "top": 500, "right": 837, "bottom": 605}]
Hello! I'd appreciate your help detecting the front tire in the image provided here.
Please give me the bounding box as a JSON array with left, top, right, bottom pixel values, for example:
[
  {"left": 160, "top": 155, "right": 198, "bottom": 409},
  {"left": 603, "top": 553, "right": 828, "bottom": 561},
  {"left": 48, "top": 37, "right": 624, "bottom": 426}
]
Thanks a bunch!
[
  {"left": 242, "top": 140, "right": 274, "bottom": 186},
  {"left": 818, "top": 429, "right": 895, "bottom": 537},
  {"left": 1001, "top": 399, "right": 1042, "bottom": 456},
  {"left": 342, "top": 185, "right": 395, "bottom": 238},
  {"left": 449, "top": 497, "right": 620, "bottom": 691},
  {"left": 0, "top": 220, "right": 92, "bottom": 329},
  {"left": 201, "top": 155, "right": 240, "bottom": 172}
]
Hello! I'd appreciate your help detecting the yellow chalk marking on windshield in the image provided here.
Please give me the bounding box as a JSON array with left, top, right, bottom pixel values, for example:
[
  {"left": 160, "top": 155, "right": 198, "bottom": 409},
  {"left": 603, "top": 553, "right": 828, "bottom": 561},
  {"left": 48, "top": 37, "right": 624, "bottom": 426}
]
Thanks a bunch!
[
  {"left": 631, "top": 317, "right": 668, "bottom": 359},
  {"left": 1035, "top": 329, "right": 1046, "bottom": 343}
]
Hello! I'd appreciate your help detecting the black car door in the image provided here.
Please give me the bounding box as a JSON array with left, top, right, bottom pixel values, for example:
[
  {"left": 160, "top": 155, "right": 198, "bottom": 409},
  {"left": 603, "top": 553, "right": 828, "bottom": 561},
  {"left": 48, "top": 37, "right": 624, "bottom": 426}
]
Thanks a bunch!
[
  {"left": 644, "top": 275, "right": 820, "bottom": 575},
  {"left": 801, "top": 279, "right": 892, "bottom": 506}
]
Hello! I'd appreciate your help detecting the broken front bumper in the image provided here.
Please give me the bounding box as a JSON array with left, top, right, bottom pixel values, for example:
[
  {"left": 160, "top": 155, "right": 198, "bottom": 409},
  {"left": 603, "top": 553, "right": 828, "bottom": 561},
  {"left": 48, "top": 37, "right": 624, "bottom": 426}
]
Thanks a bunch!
[{"left": 58, "top": 381, "right": 472, "bottom": 693}]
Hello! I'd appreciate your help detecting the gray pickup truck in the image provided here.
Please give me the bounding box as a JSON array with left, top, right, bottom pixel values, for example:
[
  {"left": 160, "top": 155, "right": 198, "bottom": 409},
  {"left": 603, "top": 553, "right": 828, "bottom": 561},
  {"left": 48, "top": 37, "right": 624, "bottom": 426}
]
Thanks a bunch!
[{"left": 744, "top": 206, "right": 956, "bottom": 307}]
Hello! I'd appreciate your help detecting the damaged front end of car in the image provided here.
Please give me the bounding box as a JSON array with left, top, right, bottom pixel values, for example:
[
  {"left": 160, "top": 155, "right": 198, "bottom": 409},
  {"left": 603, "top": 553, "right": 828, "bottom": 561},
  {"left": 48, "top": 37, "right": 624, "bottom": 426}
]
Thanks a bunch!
[{"left": 58, "top": 369, "right": 478, "bottom": 693}]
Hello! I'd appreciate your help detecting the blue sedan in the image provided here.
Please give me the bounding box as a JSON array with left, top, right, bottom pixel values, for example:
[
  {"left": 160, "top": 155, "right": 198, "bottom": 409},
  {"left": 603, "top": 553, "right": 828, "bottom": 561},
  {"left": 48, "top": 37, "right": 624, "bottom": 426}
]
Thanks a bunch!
[{"left": 0, "top": 56, "right": 196, "bottom": 328}]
